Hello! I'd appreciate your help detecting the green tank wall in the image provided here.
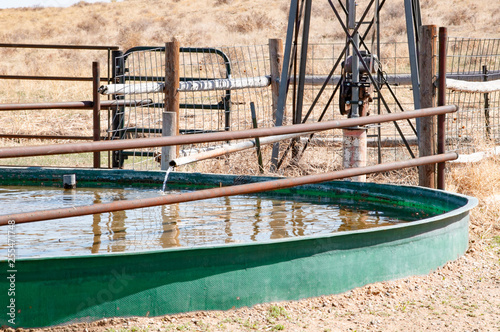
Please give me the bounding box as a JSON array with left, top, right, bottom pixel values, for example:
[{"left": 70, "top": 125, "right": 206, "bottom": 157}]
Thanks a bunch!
[{"left": 0, "top": 167, "right": 477, "bottom": 328}]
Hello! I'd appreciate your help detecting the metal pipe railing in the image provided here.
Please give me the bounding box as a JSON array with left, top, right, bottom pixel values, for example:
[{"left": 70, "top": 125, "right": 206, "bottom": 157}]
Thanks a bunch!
[
  {"left": 0, "top": 105, "right": 458, "bottom": 159},
  {"left": 0, "top": 99, "right": 152, "bottom": 142},
  {"left": 0, "top": 134, "right": 95, "bottom": 141},
  {"left": 0, "top": 43, "right": 119, "bottom": 50},
  {"left": 0, "top": 75, "right": 111, "bottom": 82},
  {"left": 0, "top": 99, "right": 153, "bottom": 112},
  {"left": 0, "top": 99, "right": 152, "bottom": 111},
  {"left": 0, "top": 43, "right": 119, "bottom": 82},
  {"left": 0, "top": 152, "right": 458, "bottom": 225}
]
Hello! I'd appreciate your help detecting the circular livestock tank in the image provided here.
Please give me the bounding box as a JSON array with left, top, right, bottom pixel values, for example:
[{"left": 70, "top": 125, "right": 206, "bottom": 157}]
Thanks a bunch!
[{"left": 0, "top": 167, "right": 477, "bottom": 328}]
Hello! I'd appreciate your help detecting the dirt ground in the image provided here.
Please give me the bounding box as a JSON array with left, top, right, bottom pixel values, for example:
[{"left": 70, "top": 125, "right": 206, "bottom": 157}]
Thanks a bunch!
[
  {"left": 0, "top": 1, "right": 499, "bottom": 331},
  {"left": 1, "top": 159, "right": 500, "bottom": 332},
  {"left": 7, "top": 239, "right": 499, "bottom": 332},
  {"left": 4, "top": 199, "right": 498, "bottom": 332}
]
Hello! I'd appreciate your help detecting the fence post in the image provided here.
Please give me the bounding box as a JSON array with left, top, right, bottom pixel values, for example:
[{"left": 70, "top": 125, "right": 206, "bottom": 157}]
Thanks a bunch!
[
  {"left": 92, "top": 61, "right": 101, "bottom": 169},
  {"left": 437, "top": 27, "right": 447, "bottom": 190},
  {"left": 269, "top": 39, "right": 284, "bottom": 123},
  {"left": 483, "top": 65, "right": 491, "bottom": 140},
  {"left": 161, "top": 112, "right": 177, "bottom": 170},
  {"left": 250, "top": 102, "right": 264, "bottom": 173},
  {"left": 111, "top": 50, "right": 125, "bottom": 168},
  {"left": 163, "top": 39, "right": 180, "bottom": 168},
  {"left": 418, "top": 25, "right": 438, "bottom": 188}
]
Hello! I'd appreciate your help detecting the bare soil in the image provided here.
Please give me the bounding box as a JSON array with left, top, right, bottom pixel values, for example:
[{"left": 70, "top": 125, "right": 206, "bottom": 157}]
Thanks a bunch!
[{"left": 0, "top": 1, "right": 499, "bottom": 331}]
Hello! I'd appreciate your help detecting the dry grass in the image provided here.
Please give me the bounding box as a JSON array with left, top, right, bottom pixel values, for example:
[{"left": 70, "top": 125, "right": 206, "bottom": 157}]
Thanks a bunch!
[
  {"left": 0, "top": 3, "right": 498, "bottom": 331},
  {"left": 447, "top": 155, "right": 500, "bottom": 241},
  {"left": 0, "top": 0, "right": 497, "bottom": 52},
  {"left": 0, "top": 0, "right": 496, "bottom": 157},
  {"left": 0, "top": 1, "right": 498, "bottom": 201},
  {"left": 448, "top": 156, "right": 500, "bottom": 198}
]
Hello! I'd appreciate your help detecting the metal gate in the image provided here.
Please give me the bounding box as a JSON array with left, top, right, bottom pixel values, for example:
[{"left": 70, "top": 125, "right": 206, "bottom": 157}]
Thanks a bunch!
[{"left": 109, "top": 46, "right": 232, "bottom": 169}]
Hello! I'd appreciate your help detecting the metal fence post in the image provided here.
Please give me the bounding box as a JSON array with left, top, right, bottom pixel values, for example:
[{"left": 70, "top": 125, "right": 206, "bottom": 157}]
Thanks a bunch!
[
  {"left": 270, "top": 0, "right": 299, "bottom": 172},
  {"left": 111, "top": 50, "right": 125, "bottom": 168},
  {"left": 483, "top": 65, "right": 491, "bottom": 140},
  {"left": 437, "top": 27, "right": 447, "bottom": 190},
  {"left": 250, "top": 102, "right": 264, "bottom": 173},
  {"left": 164, "top": 39, "right": 180, "bottom": 164},
  {"left": 92, "top": 61, "right": 101, "bottom": 169},
  {"left": 418, "top": 25, "right": 438, "bottom": 188}
]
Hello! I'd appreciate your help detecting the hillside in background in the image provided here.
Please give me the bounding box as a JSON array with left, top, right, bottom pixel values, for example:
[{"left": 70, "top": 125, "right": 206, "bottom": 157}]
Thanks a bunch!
[
  {"left": 0, "top": 4, "right": 498, "bottom": 331},
  {"left": 0, "top": 0, "right": 498, "bottom": 50}
]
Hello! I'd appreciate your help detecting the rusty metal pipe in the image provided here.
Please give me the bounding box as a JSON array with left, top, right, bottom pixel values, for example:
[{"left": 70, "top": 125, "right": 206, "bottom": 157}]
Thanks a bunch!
[
  {"left": 0, "top": 105, "right": 458, "bottom": 159},
  {"left": 0, "top": 153, "right": 458, "bottom": 225},
  {"left": 0, "top": 134, "right": 95, "bottom": 140},
  {"left": 93, "top": 62, "right": 101, "bottom": 168},
  {"left": 0, "top": 99, "right": 152, "bottom": 111},
  {"left": 0, "top": 43, "right": 119, "bottom": 50},
  {"left": 437, "top": 27, "right": 448, "bottom": 190},
  {"left": 0, "top": 75, "right": 111, "bottom": 81}
]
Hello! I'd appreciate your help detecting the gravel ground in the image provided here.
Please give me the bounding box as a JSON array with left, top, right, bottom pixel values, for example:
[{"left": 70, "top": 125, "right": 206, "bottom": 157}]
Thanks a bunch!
[{"left": 6, "top": 216, "right": 499, "bottom": 332}]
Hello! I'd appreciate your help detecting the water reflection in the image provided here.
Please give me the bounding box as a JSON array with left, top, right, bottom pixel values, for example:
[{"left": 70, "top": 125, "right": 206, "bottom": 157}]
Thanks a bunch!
[
  {"left": 160, "top": 204, "right": 180, "bottom": 248},
  {"left": 91, "top": 192, "right": 101, "bottom": 254},
  {"left": 223, "top": 196, "right": 233, "bottom": 244},
  {"left": 0, "top": 186, "right": 430, "bottom": 258},
  {"left": 109, "top": 208, "right": 126, "bottom": 253},
  {"left": 251, "top": 198, "right": 261, "bottom": 242}
]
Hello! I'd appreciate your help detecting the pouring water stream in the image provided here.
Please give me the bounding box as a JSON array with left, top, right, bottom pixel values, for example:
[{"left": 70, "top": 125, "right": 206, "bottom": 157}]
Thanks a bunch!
[{"left": 162, "top": 166, "right": 173, "bottom": 193}]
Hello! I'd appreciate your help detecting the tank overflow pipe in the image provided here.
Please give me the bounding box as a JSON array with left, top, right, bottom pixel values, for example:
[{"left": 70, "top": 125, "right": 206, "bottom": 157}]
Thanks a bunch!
[
  {"left": 169, "top": 132, "right": 314, "bottom": 168},
  {"left": 0, "top": 105, "right": 458, "bottom": 159},
  {"left": 0, "top": 153, "right": 458, "bottom": 225}
]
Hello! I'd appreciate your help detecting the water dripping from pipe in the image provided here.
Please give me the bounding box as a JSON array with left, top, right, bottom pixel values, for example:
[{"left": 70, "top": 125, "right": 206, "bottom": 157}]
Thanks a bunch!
[{"left": 162, "top": 166, "right": 173, "bottom": 193}]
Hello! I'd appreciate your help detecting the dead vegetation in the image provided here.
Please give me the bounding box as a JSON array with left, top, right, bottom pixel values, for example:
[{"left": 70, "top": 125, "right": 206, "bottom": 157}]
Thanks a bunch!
[{"left": 0, "top": 1, "right": 499, "bottom": 330}]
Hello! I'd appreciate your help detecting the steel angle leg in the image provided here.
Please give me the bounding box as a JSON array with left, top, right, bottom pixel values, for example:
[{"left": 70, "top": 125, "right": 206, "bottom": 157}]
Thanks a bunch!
[
  {"left": 405, "top": 0, "right": 422, "bottom": 130},
  {"left": 270, "top": 0, "right": 300, "bottom": 172},
  {"left": 329, "top": 0, "right": 416, "bottom": 158}
]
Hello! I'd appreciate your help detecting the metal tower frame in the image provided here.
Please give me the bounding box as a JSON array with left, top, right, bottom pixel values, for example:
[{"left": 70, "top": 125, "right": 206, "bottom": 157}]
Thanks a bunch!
[{"left": 270, "top": 0, "right": 423, "bottom": 170}]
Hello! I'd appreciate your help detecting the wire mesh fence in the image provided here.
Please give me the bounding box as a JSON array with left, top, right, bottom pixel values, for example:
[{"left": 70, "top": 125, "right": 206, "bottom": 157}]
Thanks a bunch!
[
  {"left": 109, "top": 41, "right": 420, "bottom": 171},
  {"left": 446, "top": 38, "right": 500, "bottom": 154},
  {"left": 0, "top": 37, "right": 496, "bottom": 171},
  {"left": 106, "top": 37, "right": 500, "bottom": 171},
  {"left": 110, "top": 45, "right": 274, "bottom": 170},
  {"left": 179, "top": 45, "right": 273, "bottom": 155}
]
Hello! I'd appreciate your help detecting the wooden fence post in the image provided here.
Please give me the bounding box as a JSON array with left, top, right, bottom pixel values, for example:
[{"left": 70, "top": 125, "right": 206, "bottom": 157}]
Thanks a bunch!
[
  {"left": 111, "top": 50, "right": 125, "bottom": 169},
  {"left": 163, "top": 39, "right": 180, "bottom": 169},
  {"left": 418, "top": 25, "right": 438, "bottom": 188},
  {"left": 92, "top": 61, "right": 101, "bottom": 169},
  {"left": 269, "top": 38, "right": 284, "bottom": 124}
]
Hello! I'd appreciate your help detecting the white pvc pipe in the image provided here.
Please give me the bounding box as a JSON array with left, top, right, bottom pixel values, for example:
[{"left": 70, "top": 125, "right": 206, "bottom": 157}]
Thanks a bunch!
[
  {"left": 170, "top": 132, "right": 314, "bottom": 167},
  {"left": 98, "top": 82, "right": 164, "bottom": 95},
  {"left": 180, "top": 76, "right": 271, "bottom": 92},
  {"left": 446, "top": 78, "right": 500, "bottom": 93},
  {"left": 99, "top": 76, "right": 272, "bottom": 95}
]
